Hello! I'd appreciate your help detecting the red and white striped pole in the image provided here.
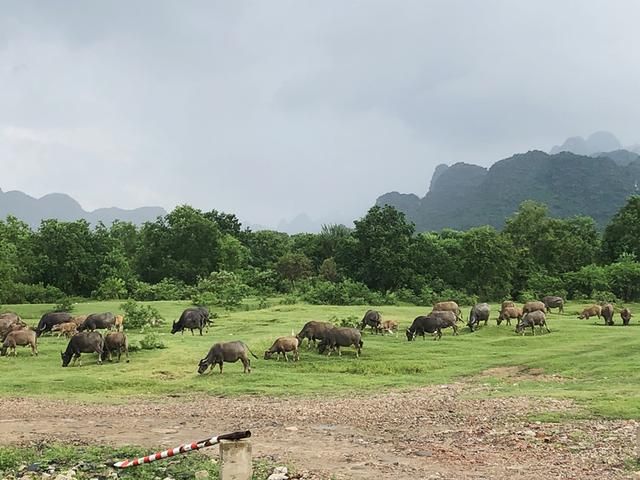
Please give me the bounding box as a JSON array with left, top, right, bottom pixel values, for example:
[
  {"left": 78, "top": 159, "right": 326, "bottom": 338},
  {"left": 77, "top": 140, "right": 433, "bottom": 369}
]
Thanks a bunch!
[{"left": 112, "top": 430, "right": 251, "bottom": 469}]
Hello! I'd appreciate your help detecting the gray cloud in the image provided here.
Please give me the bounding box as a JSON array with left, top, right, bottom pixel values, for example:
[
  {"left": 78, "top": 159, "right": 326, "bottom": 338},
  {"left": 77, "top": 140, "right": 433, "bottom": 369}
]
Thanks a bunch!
[{"left": 1, "top": 0, "right": 639, "bottom": 228}]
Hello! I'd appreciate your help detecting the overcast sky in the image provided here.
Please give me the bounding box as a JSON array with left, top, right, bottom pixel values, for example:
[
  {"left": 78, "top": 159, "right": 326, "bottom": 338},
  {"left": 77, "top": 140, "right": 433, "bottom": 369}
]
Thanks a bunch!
[{"left": 1, "top": 1, "right": 639, "bottom": 229}]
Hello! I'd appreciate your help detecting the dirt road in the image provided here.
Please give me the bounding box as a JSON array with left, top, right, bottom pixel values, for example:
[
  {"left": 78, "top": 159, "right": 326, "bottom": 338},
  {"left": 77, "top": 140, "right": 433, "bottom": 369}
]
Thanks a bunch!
[{"left": 1, "top": 379, "right": 637, "bottom": 479}]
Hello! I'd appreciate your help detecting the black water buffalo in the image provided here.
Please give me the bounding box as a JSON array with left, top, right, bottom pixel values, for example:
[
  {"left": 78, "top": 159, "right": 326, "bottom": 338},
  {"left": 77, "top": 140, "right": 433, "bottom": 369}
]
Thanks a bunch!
[
  {"left": 515, "top": 311, "right": 550, "bottom": 335},
  {"left": 61, "top": 331, "right": 104, "bottom": 367},
  {"left": 77, "top": 312, "right": 116, "bottom": 332},
  {"left": 318, "top": 327, "right": 363, "bottom": 357},
  {"left": 296, "top": 321, "right": 333, "bottom": 348},
  {"left": 359, "top": 310, "right": 382, "bottom": 333},
  {"left": 198, "top": 341, "right": 258, "bottom": 374},
  {"left": 102, "top": 332, "right": 129, "bottom": 363},
  {"left": 36, "top": 312, "right": 73, "bottom": 337},
  {"left": 468, "top": 303, "right": 491, "bottom": 331},
  {"left": 406, "top": 311, "right": 458, "bottom": 341},
  {"left": 542, "top": 296, "right": 564, "bottom": 313},
  {"left": 172, "top": 308, "right": 208, "bottom": 336}
]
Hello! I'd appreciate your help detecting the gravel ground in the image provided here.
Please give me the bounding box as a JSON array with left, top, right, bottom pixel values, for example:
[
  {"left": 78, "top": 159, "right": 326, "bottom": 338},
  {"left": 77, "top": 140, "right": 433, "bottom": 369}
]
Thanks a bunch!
[{"left": 1, "top": 380, "right": 638, "bottom": 479}]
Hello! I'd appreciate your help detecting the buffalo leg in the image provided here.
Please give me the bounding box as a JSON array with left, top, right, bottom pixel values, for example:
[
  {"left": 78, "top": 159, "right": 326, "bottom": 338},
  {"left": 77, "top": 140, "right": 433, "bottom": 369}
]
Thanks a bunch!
[
  {"left": 284, "top": 351, "right": 289, "bottom": 362},
  {"left": 336, "top": 346, "right": 341, "bottom": 357},
  {"left": 199, "top": 327, "right": 203, "bottom": 336},
  {"left": 242, "top": 358, "right": 251, "bottom": 373},
  {"left": 219, "top": 362, "right": 223, "bottom": 374}
]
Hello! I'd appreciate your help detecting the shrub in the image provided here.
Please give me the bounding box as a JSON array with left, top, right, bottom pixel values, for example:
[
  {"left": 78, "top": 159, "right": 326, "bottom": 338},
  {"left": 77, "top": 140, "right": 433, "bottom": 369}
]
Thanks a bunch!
[
  {"left": 54, "top": 297, "right": 75, "bottom": 313},
  {"left": 196, "top": 271, "right": 250, "bottom": 310},
  {"left": 330, "top": 314, "right": 360, "bottom": 329},
  {"left": 139, "top": 333, "right": 166, "bottom": 350},
  {"left": 279, "top": 294, "right": 298, "bottom": 305},
  {"left": 120, "top": 300, "right": 164, "bottom": 329},
  {"left": 0, "top": 283, "right": 65, "bottom": 304},
  {"left": 92, "top": 277, "right": 127, "bottom": 300},
  {"left": 591, "top": 290, "right": 618, "bottom": 304},
  {"left": 436, "top": 288, "right": 478, "bottom": 307},
  {"left": 130, "top": 278, "right": 193, "bottom": 301}
]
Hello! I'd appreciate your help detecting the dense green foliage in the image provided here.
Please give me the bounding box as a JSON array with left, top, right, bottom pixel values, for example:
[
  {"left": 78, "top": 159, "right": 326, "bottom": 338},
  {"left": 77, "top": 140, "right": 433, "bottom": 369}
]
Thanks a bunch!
[
  {"left": 2, "top": 198, "right": 640, "bottom": 305},
  {"left": 1, "top": 300, "right": 639, "bottom": 419}
]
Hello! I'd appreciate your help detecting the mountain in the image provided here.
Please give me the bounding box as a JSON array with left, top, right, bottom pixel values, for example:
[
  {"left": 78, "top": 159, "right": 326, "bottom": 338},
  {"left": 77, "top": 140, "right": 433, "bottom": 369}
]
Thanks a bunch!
[
  {"left": 376, "top": 150, "right": 640, "bottom": 232},
  {"left": 550, "top": 131, "right": 623, "bottom": 155},
  {"left": 0, "top": 188, "right": 166, "bottom": 228}
]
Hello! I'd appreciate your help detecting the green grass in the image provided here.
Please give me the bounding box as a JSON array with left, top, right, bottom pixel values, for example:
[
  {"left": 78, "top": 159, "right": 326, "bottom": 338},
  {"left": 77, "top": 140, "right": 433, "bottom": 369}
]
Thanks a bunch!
[
  {"left": 1, "top": 300, "right": 639, "bottom": 419},
  {"left": 0, "top": 442, "right": 274, "bottom": 479}
]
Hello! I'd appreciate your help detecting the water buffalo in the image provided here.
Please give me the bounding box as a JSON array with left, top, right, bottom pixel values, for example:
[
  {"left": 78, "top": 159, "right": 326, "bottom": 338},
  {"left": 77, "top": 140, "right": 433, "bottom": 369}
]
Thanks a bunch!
[
  {"left": 102, "top": 332, "right": 129, "bottom": 363},
  {"left": 360, "top": 310, "right": 382, "bottom": 333},
  {"left": 264, "top": 336, "right": 300, "bottom": 361},
  {"left": 406, "top": 311, "right": 458, "bottom": 341},
  {"left": 501, "top": 301, "right": 516, "bottom": 310},
  {"left": 172, "top": 308, "right": 208, "bottom": 336},
  {"left": 52, "top": 322, "right": 78, "bottom": 338},
  {"left": 522, "top": 301, "right": 546, "bottom": 315},
  {"left": 433, "top": 301, "right": 462, "bottom": 322},
  {"left": 621, "top": 307, "right": 633, "bottom": 326},
  {"left": 516, "top": 311, "right": 550, "bottom": 335},
  {"left": 497, "top": 306, "right": 522, "bottom": 326},
  {"left": 36, "top": 312, "right": 73, "bottom": 337},
  {"left": 542, "top": 296, "right": 564, "bottom": 313},
  {"left": 296, "top": 321, "right": 333, "bottom": 348},
  {"left": 198, "top": 341, "right": 258, "bottom": 374},
  {"left": 61, "top": 331, "right": 104, "bottom": 367},
  {"left": 318, "top": 327, "right": 363, "bottom": 357},
  {"left": 468, "top": 303, "right": 491, "bottom": 331},
  {"left": 1, "top": 328, "right": 37, "bottom": 356},
  {"left": 78, "top": 312, "right": 116, "bottom": 332},
  {"left": 380, "top": 319, "right": 399, "bottom": 335},
  {"left": 0, "top": 314, "right": 26, "bottom": 341},
  {"left": 601, "top": 304, "right": 615, "bottom": 326},
  {"left": 578, "top": 305, "right": 602, "bottom": 320}
]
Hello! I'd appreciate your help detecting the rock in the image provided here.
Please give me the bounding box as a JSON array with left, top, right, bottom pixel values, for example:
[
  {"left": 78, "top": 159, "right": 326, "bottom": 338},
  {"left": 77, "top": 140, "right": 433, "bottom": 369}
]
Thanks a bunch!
[
  {"left": 285, "top": 426, "right": 298, "bottom": 432},
  {"left": 273, "top": 466, "right": 288, "bottom": 474},
  {"left": 194, "top": 470, "right": 209, "bottom": 480},
  {"left": 415, "top": 450, "right": 432, "bottom": 457},
  {"left": 26, "top": 464, "right": 41, "bottom": 472},
  {"left": 267, "top": 474, "right": 288, "bottom": 480}
]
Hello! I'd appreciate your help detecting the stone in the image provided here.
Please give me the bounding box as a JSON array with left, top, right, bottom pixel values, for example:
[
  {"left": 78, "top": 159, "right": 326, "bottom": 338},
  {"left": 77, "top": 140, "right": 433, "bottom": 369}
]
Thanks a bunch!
[
  {"left": 273, "top": 467, "right": 288, "bottom": 474},
  {"left": 267, "top": 474, "right": 288, "bottom": 480},
  {"left": 284, "top": 426, "right": 298, "bottom": 432},
  {"left": 194, "top": 470, "right": 209, "bottom": 480}
]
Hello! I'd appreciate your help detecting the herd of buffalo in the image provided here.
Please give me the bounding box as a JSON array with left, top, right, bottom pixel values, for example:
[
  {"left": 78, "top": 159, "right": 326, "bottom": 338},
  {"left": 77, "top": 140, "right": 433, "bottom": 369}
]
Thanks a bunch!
[{"left": 0, "top": 295, "right": 634, "bottom": 373}]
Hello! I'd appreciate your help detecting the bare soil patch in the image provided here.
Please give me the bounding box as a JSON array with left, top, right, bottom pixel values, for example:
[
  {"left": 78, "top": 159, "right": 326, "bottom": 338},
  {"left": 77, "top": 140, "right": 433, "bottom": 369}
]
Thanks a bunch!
[{"left": 1, "top": 382, "right": 637, "bottom": 479}]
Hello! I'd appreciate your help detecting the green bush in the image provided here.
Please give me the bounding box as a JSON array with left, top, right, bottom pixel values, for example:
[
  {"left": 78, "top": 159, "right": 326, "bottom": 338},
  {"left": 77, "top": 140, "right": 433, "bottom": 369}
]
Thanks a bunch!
[
  {"left": 196, "top": 271, "right": 250, "bottom": 310},
  {"left": 130, "top": 278, "right": 193, "bottom": 301},
  {"left": 0, "top": 282, "right": 65, "bottom": 304},
  {"left": 436, "top": 288, "right": 478, "bottom": 306},
  {"left": 591, "top": 290, "right": 618, "bottom": 304},
  {"left": 120, "top": 299, "right": 164, "bottom": 329},
  {"left": 92, "top": 276, "right": 127, "bottom": 300},
  {"left": 330, "top": 314, "right": 360, "bottom": 329},
  {"left": 139, "top": 333, "right": 166, "bottom": 350},
  {"left": 54, "top": 297, "right": 75, "bottom": 313}
]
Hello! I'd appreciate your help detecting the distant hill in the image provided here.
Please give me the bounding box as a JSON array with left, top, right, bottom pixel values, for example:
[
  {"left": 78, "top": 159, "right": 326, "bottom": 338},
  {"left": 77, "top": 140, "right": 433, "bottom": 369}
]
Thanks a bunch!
[
  {"left": 0, "top": 188, "right": 166, "bottom": 228},
  {"left": 376, "top": 150, "right": 640, "bottom": 231}
]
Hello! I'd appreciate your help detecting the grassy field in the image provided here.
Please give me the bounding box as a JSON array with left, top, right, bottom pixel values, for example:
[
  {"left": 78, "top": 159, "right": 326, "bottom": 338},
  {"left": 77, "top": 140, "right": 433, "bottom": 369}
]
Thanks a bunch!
[{"left": 1, "top": 300, "right": 639, "bottom": 419}]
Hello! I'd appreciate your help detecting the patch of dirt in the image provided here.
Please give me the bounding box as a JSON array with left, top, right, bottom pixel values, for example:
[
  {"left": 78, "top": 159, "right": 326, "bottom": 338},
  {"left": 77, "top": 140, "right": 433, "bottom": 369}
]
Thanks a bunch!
[
  {"left": 0, "top": 382, "right": 637, "bottom": 479},
  {"left": 479, "top": 366, "right": 566, "bottom": 382}
]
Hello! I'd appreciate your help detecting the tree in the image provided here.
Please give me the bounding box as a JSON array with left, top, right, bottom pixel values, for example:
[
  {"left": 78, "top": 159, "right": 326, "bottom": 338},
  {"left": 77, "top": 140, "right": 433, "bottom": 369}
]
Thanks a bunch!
[
  {"left": 349, "top": 205, "right": 414, "bottom": 291},
  {"left": 246, "top": 230, "right": 290, "bottom": 270},
  {"left": 218, "top": 234, "right": 250, "bottom": 272},
  {"left": 319, "top": 257, "right": 339, "bottom": 282},
  {"left": 276, "top": 252, "right": 313, "bottom": 285},
  {"left": 602, "top": 196, "right": 640, "bottom": 262}
]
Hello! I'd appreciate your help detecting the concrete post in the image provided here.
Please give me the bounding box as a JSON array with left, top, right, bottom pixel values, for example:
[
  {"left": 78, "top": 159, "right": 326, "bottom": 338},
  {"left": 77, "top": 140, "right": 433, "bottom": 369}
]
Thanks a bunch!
[{"left": 219, "top": 439, "right": 252, "bottom": 480}]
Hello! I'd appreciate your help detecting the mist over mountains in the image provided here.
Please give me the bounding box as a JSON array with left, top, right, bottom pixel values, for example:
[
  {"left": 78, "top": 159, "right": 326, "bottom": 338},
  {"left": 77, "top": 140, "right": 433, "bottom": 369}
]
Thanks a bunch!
[
  {"left": 377, "top": 132, "right": 640, "bottom": 232},
  {"left": 0, "top": 188, "right": 166, "bottom": 228}
]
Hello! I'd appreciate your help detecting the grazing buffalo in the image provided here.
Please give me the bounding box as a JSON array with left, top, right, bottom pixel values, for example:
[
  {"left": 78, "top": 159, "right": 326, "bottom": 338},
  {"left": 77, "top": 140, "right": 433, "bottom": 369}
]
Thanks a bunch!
[
  {"left": 194, "top": 306, "right": 213, "bottom": 332},
  {"left": 296, "top": 321, "right": 333, "bottom": 348},
  {"left": 264, "top": 336, "right": 300, "bottom": 361},
  {"left": 52, "top": 322, "right": 78, "bottom": 338},
  {"left": 78, "top": 312, "right": 116, "bottom": 332},
  {"left": 198, "top": 341, "right": 258, "bottom": 374},
  {"left": 61, "top": 332, "right": 104, "bottom": 367},
  {"left": 0, "top": 314, "right": 26, "bottom": 341},
  {"left": 501, "top": 301, "right": 516, "bottom": 310},
  {"left": 621, "top": 307, "right": 633, "bottom": 326},
  {"left": 433, "top": 301, "right": 462, "bottom": 322},
  {"left": 542, "top": 296, "right": 564, "bottom": 313},
  {"left": 497, "top": 306, "right": 522, "bottom": 326},
  {"left": 601, "top": 304, "right": 615, "bottom": 326},
  {"left": 516, "top": 311, "right": 550, "bottom": 336},
  {"left": 318, "top": 327, "right": 363, "bottom": 357},
  {"left": 468, "top": 303, "right": 491, "bottom": 331},
  {"left": 360, "top": 310, "right": 382, "bottom": 333},
  {"left": 578, "top": 305, "right": 602, "bottom": 320},
  {"left": 172, "top": 308, "right": 208, "bottom": 336},
  {"left": 522, "top": 301, "right": 546, "bottom": 315},
  {"left": 380, "top": 319, "right": 399, "bottom": 335},
  {"left": 406, "top": 311, "right": 458, "bottom": 341},
  {"left": 1, "top": 328, "right": 37, "bottom": 356},
  {"left": 36, "top": 312, "right": 73, "bottom": 337},
  {"left": 102, "top": 332, "right": 129, "bottom": 363}
]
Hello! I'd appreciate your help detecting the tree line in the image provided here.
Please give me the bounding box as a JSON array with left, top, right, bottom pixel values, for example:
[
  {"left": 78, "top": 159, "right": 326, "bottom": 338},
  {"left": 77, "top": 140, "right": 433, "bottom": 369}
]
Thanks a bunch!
[{"left": 2, "top": 196, "right": 640, "bottom": 307}]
